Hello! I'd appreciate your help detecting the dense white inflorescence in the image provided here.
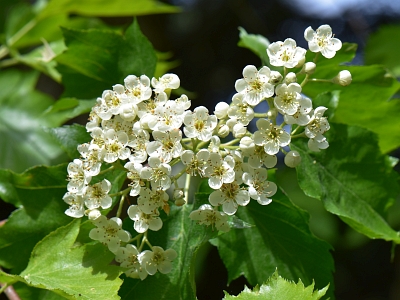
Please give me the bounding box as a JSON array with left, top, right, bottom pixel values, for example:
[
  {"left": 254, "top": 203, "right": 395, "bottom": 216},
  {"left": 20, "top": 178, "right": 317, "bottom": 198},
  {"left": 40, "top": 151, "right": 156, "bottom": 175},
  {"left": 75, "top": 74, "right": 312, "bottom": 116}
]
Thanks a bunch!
[{"left": 62, "top": 24, "right": 350, "bottom": 279}]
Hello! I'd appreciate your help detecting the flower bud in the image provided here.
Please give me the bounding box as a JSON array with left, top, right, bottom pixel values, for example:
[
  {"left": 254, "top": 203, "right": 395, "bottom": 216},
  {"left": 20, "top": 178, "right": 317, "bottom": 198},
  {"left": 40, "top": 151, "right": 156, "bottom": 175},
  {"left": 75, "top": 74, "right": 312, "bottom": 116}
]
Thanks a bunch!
[
  {"left": 294, "top": 56, "right": 305, "bottom": 68},
  {"left": 174, "top": 189, "right": 186, "bottom": 206},
  {"left": 285, "top": 72, "right": 297, "bottom": 84},
  {"left": 284, "top": 150, "right": 301, "bottom": 168},
  {"left": 301, "top": 62, "right": 316, "bottom": 74},
  {"left": 87, "top": 209, "right": 101, "bottom": 220},
  {"left": 214, "top": 102, "right": 230, "bottom": 119},
  {"left": 332, "top": 70, "right": 352, "bottom": 86},
  {"left": 269, "top": 71, "right": 283, "bottom": 85},
  {"left": 217, "top": 124, "right": 230, "bottom": 138}
]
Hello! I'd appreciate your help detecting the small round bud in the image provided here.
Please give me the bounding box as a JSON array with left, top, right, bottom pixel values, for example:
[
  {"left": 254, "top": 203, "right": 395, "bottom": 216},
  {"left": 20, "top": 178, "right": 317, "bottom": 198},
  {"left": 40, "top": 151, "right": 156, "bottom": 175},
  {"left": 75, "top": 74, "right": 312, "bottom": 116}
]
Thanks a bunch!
[
  {"left": 214, "top": 102, "right": 230, "bottom": 119},
  {"left": 87, "top": 209, "right": 101, "bottom": 220},
  {"left": 175, "top": 198, "right": 186, "bottom": 206},
  {"left": 332, "top": 70, "right": 352, "bottom": 86},
  {"left": 284, "top": 150, "right": 301, "bottom": 168},
  {"left": 302, "top": 62, "right": 316, "bottom": 74},
  {"left": 294, "top": 56, "right": 305, "bottom": 68},
  {"left": 284, "top": 72, "right": 297, "bottom": 84},
  {"left": 217, "top": 124, "right": 230, "bottom": 138},
  {"left": 269, "top": 71, "right": 283, "bottom": 85},
  {"left": 174, "top": 189, "right": 186, "bottom": 206}
]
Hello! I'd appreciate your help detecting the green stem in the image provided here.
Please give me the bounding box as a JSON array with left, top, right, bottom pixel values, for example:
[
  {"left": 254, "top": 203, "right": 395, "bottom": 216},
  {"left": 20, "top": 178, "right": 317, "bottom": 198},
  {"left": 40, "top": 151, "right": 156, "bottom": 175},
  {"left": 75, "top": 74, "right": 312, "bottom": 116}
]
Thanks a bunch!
[
  {"left": 300, "top": 73, "right": 310, "bottom": 88},
  {"left": 98, "top": 165, "right": 115, "bottom": 175},
  {"left": 0, "top": 283, "right": 7, "bottom": 295},
  {"left": 109, "top": 187, "right": 131, "bottom": 198},
  {"left": 309, "top": 78, "right": 332, "bottom": 83},
  {"left": 127, "top": 234, "right": 143, "bottom": 244},
  {"left": 291, "top": 132, "right": 306, "bottom": 139},
  {"left": 0, "top": 58, "right": 18, "bottom": 68},
  {"left": 254, "top": 113, "right": 269, "bottom": 118},
  {"left": 221, "top": 138, "right": 240, "bottom": 147},
  {"left": 116, "top": 195, "right": 125, "bottom": 218},
  {"left": 8, "top": 19, "right": 37, "bottom": 47},
  {"left": 196, "top": 141, "right": 209, "bottom": 151},
  {"left": 290, "top": 125, "right": 300, "bottom": 135},
  {"left": 173, "top": 167, "right": 187, "bottom": 182},
  {"left": 184, "top": 173, "right": 191, "bottom": 204},
  {"left": 0, "top": 45, "right": 10, "bottom": 60}
]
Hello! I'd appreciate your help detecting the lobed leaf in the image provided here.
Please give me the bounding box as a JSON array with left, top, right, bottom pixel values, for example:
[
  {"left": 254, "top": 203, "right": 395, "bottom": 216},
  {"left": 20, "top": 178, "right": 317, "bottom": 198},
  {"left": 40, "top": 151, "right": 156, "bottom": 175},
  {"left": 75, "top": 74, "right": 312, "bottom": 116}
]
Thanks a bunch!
[
  {"left": 20, "top": 219, "right": 122, "bottom": 300},
  {"left": 213, "top": 171, "right": 334, "bottom": 299},
  {"left": 223, "top": 270, "right": 328, "bottom": 300},
  {"left": 292, "top": 123, "right": 400, "bottom": 243}
]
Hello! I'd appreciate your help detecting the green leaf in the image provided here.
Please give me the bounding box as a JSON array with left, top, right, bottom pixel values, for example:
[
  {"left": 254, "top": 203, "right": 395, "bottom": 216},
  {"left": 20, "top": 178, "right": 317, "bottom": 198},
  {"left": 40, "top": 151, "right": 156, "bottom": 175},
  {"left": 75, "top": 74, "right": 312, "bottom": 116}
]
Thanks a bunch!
[
  {"left": 119, "top": 193, "right": 218, "bottom": 300},
  {"left": 43, "top": 98, "right": 95, "bottom": 126},
  {"left": 223, "top": 270, "right": 328, "bottom": 300},
  {"left": 0, "top": 164, "right": 71, "bottom": 272},
  {"left": 303, "top": 53, "right": 400, "bottom": 153},
  {"left": 47, "top": 124, "right": 91, "bottom": 159},
  {"left": 0, "top": 69, "right": 64, "bottom": 172},
  {"left": 365, "top": 24, "right": 400, "bottom": 76},
  {"left": 13, "top": 282, "right": 67, "bottom": 300},
  {"left": 39, "top": 0, "right": 180, "bottom": 19},
  {"left": 214, "top": 171, "right": 334, "bottom": 298},
  {"left": 292, "top": 123, "right": 400, "bottom": 243},
  {"left": 56, "top": 19, "right": 157, "bottom": 99},
  {"left": 20, "top": 219, "right": 122, "bottom": 300},
  {"left": 237, "top": 27, "right": 270, "bottom": 66}
]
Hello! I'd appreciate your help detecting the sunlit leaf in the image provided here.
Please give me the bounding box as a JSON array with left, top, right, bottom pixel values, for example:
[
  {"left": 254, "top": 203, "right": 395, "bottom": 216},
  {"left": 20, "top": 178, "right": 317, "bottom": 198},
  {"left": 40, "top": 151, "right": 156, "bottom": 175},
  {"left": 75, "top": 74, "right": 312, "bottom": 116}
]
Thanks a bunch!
[
  {"left": 20, "top": 219, "right": 122, "bottom": 300},
  {"left": 237, "top": 27, "right": 270, "bottom": 66},
  {"left": 292, "top": 123, "right": 400, "bottom": 243},
  {"left": 223, "top": 270, "right": 328, "bottom": 300}
]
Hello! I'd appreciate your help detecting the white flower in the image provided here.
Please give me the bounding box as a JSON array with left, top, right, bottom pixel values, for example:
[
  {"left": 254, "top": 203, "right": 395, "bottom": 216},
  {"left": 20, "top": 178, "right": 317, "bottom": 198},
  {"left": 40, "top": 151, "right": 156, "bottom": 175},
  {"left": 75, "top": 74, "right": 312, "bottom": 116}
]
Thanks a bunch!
[
  {"left": 308, "top": 137, "right": 329, "bottom": 152},
  {"left": 240, "top": 136, "right": 277, "bottom": 168},
  {"left": 137, "top": 187, "right": 169, "bottom": 214},
  {"left": 304, "top": 24, "right": 342, "bottom": 59},
  {"left": 124, "top": 161, "right": 144, "bottom": 197},
  {"left": 84, "top": 179, "right": 112, "bottom": 210},
  {"left": 89, "top": 215, "right": 131, "bottom": 253},
  {"left": 127, "top": 127, "right": 150, "bottom": 163},
  {"left": 141, "top": 246, "right": 177, "bottom": 275},
  {"left": 146, "top": 129, "right": 183, "bottom": 163},
  {"left": 103, "top": 129, "right": 131, "bottom": 163},
  {"left": 128, "top": 205, "right": 163, "bottom": 233},
  {"left": 124, "top": 74, "right": 152, "bottom": 103},
  {"left": 137, "top": 92, "right": 168, "bottom": 129},
  {"left": 189, "top": 204, "right": 230, "bottom": 232},
  {"left": 67, "top": 159, "right": 91, "bottom": 194},
  {"left": 208, "top": 135, "right": 220, "bottom": 153},
  {"left": 63, "top": 192, "right": 85, "bottom": 218},
  {"left": 151, "top": 73, "right": 180, "bottom": 93},
  {"left": 148, "top": 100, "right": 185, "bottom": 132},
  {"left": 180, "top": 149, "right": 210, "bottom": 177},
  {"left": 305, "top": 106, "right": 330, "bottom": 140},
  {"left": 228, "top": 93, "right": 254, "bottom": 126},
  {"left": 235, "top": 65, "right": 274, "bottom": 106},
  {"left": 274, "top": 83, "right": 303, "bottom": 116},
  {"left": 284, "top": 150, "right": 301, "bottom": 168},
  {"left": 175, "top": 94, "right": 191, "bottom": 110},
  {"left": 140, "top": 156, "right": 171, "bottom": 190},
  {"left": 115, "top": 245, "right": 148, "bottom": 280},
  {"left": 283, "top": 97, "right": 312, "bottom": 126},
  {"left": 183, "top": 106, "right": 217, "bottom": 142},
  {"left": 209, "top": 182, "right": 250, "bottom": 215},
  {"left": 77, "top": 143, "right": 103, "bottom": 176},
  {"left": 253, "top": 119, "right": 291, "bottom": 155},
  {"left": 242, "top": 168, "right": 277, "bottom": 205},
  {"left": 267, "top": 38, "right": 306, "bottom": 68},
  {"left": 204, "top": 153, "right": 235, "bottom": 189}
]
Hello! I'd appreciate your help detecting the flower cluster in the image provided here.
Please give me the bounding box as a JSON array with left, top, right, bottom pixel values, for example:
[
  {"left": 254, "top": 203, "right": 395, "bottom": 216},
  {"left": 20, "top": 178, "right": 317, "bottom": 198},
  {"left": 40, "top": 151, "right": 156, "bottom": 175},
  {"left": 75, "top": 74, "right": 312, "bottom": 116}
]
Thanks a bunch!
[{"left": 62, "top": 24, "right": 351, "bottom": 279}]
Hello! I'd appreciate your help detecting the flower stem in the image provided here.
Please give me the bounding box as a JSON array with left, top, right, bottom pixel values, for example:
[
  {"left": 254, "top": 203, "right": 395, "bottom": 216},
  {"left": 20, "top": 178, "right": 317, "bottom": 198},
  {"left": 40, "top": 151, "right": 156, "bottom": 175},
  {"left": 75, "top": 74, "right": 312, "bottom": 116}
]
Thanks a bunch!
[
  {"left": 116, "top": 195, "right": 125, "bottom": 218},
  {"left": 184, "top": 173, "right": 191, "bottom": 204}
]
